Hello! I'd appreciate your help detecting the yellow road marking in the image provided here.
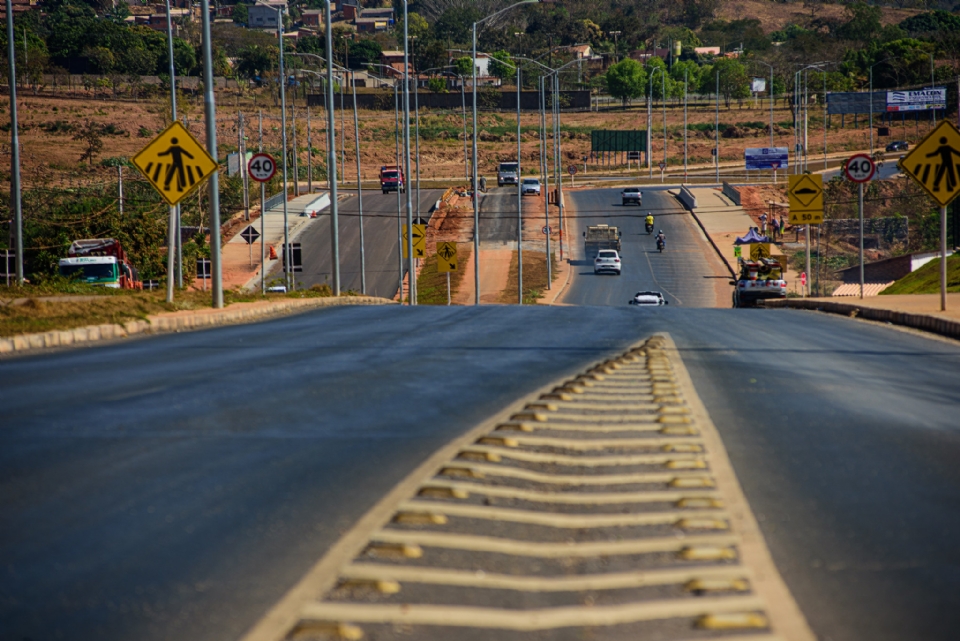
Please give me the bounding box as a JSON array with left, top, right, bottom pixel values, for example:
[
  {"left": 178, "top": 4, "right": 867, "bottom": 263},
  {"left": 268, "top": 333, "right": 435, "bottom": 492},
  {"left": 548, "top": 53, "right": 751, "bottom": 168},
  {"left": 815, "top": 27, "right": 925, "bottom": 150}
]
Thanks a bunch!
[
  {"left": 370, "top": 529, "right": 740, "bottom": 557},
  {"left": 441, "top": 461, "right": 713, "bottom": 485},
  {"left": 462, "top": 444, "right": 706, "bottom": 466},
  {"left": 416, "top": 480, "right": 719, "bottom": 504},
  {"left": 297, "top": 597, "right": 768, "bottom": 630},
  {"left": 340, "top": 563, "right": 750, "bottom": 591},
  {"left": 396, "top": 500, "right": 727, "bottom": 528},
  {"left": 486, "top": 435, "right": 703, "bottom": 449}
]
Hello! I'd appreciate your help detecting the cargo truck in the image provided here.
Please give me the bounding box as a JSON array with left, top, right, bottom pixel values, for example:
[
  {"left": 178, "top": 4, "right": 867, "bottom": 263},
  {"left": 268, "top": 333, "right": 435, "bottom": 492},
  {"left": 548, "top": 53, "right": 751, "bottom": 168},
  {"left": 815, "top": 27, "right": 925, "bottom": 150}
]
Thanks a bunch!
[
  {"left": 583, "top": 224, "right": 622, "bottom": 257},
  {"left": 497, "top": 162, "right": 519, "bottom": 187},
  {"left": 380, "top": 165, "right": 405, "bottom": 194},
  {"left": 58, "top": 238, "right": 142, "bottom": 289}
]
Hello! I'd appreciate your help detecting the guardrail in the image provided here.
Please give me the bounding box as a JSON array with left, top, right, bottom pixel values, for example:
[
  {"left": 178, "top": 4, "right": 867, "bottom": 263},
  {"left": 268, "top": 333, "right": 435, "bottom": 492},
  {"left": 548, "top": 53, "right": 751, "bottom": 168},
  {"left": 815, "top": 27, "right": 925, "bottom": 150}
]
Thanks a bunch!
[
  {"left": 676, "top": 186, "right": 698, "bottom": 210},
  {"left": 722, "top": 182, "right": 741, "bottom": 206},
  {"left": 263, "top": 191, "right": 286, "bottom": 212}
]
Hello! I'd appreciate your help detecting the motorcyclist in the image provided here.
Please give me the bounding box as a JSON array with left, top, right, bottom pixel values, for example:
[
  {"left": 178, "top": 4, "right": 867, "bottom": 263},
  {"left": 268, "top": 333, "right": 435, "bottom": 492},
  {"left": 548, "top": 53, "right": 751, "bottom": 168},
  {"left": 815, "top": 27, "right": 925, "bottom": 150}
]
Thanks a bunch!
[
  {"left": 655, "top": 229, "right": 666, "bottom": 251},
  {"left": 645, "top": 213, "right": 654, "bottom": 226}
]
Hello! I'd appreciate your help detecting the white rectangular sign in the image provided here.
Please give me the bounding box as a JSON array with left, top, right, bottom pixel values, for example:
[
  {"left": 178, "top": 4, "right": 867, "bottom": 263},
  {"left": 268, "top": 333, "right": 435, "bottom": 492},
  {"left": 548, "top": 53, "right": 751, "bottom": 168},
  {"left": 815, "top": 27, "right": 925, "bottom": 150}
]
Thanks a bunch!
[
  {"left": 886, "top": 88, "right": 946, "bottom": 112},
  {"left": 745, "top": 147, "right": 789, "bottom": 171},
  {"left": 752, "top": 78, "right": 767, "bottom": 93}
]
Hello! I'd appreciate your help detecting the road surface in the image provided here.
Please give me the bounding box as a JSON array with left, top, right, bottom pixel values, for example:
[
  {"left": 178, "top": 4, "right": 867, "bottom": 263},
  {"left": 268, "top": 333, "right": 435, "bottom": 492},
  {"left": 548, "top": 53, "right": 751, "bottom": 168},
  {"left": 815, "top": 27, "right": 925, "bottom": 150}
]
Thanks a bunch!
[
  {"left": 293, "top": 188, "right": 444, "bottom": 297},
  {"left": 3, "top": 306, "right": 960, "bottom": 641},
  {"left": 561, "top": 187, "right": 728, "bottom": 307}
]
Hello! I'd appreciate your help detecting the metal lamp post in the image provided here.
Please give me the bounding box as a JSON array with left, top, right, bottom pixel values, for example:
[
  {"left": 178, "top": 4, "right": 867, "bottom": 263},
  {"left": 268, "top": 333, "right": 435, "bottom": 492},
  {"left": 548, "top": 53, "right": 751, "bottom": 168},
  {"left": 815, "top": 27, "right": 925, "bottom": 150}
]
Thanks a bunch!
[
  {"left": 472, "top": 0, "right": 541, "bottom": 305},
  {"left": 647, "top": 66, "right": 663, "bottom": 179}
]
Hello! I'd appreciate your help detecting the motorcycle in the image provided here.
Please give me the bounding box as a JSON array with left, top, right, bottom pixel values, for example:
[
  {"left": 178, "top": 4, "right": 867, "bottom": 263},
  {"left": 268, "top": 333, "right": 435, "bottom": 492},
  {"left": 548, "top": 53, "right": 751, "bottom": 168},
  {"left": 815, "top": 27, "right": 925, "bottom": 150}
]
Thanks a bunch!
[
  {"left": 645, "top": 222, "right": 654, "bottom": 234},
  {"left": 656, "top": 237, "right": 665, "bottom": 253}
]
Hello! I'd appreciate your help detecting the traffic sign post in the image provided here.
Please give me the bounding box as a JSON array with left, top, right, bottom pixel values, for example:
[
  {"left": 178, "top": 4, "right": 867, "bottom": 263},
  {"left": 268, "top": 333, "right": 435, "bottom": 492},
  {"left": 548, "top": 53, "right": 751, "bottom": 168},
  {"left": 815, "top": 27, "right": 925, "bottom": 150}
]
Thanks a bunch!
[
  {"left": 844, "top": 154, "right": 876, "bottom": 300},
  {"left": 900, "top": 120, "right": 960, "bottom": 310},
  {"left": 541, "top": 226, "right": 551, "bottom": 235},
  {"left": 788, "top": 174, "right": 824, "bottom": 298},
  {"left": 133, "top": 121, "right": 219, "bottom": 304},
  {"left": 659, "top": 161, "right": 666, "bottom": 184},
  {"left": 247, "top": 153, "right": 275, "bottom": 295},
  {"left": 402, "top": 224, "right": 427, "bottom": 259},
  {"left": 240, "top": 225, "right": 261, "bottom": 266},
  {"left": 436, "top": 242, "right": 458, "bottom": 305}
]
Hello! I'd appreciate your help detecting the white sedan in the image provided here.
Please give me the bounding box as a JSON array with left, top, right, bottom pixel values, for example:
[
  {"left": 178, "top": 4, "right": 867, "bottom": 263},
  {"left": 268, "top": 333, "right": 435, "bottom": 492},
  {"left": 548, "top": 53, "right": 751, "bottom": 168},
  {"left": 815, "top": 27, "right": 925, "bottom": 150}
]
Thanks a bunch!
[
  {"left": 594, "top": 250, "right": 622, "bottom": 275},
  {"left": 629, "top": 291, "right": 668, "bottom": 306},
  {"left": 521, "top": 178, "right": 541, "bottom": 196}
]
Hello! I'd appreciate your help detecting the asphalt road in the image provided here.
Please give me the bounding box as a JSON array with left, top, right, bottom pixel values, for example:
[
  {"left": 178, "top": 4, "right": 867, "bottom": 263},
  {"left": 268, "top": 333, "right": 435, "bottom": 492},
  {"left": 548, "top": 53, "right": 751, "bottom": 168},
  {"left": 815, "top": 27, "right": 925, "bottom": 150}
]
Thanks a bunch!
[
  {"left": 561, "top": 187, "right": 727, "bottom": 307},
  {"left": 3, "top": 307, "right": 960, "bottom": 641},
  {"left": 292, "top": 188, "right": 444, "bottom": 297},
  {"left": 478, "top": 186, "right": 522, "bottom": 243}
]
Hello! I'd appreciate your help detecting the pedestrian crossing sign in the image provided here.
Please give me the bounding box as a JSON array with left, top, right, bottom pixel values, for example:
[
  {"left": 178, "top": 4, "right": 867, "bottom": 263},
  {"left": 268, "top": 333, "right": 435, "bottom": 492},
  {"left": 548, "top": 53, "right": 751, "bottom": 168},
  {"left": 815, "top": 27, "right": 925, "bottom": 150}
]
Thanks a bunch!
[
  {"left": 900, "top": 120, "right": 960, "bottom": 207},
  {"left": 437, "top": 242, "right": 458, "bottom": 272},
  {"left": 132, "top": 121, "right": 218, "bottom": 206}
]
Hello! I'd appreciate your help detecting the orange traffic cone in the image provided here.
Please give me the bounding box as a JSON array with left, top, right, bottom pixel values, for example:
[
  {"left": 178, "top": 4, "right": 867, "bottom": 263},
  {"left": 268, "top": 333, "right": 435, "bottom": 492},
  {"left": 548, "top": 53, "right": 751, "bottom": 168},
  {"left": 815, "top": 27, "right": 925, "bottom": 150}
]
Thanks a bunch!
[{"left": 268, "top": 245, "right": 278, "bottom": 260}]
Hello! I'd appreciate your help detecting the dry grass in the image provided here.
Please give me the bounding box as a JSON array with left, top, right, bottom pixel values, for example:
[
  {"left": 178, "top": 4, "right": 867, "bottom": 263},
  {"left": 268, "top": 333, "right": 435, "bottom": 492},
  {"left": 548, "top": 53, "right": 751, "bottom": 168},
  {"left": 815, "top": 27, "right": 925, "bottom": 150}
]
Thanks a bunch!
[
  {"left": 498, "top": 250, "right": 559, "bottom": 305},
  {"left": 414, "top": 244, "right": 472, "bottom": 305},
  {"left": 0, "top": 286, "right": 332, "bottom": 337}
]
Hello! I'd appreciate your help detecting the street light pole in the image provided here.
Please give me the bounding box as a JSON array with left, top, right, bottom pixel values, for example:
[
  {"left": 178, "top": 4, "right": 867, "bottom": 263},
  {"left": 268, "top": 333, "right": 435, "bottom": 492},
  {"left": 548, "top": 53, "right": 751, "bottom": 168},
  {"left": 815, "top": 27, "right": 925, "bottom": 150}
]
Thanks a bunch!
[
  {"left": 516, "top": 62, "right": 523, "bottom": 304},
  {"left": 200, "top": 0, "right": 223, "bottom": 307},
  {"left": 325, "top": 0, "right": 340, "bottom": 296},
  {"left": 683, "top": 68, "right": 688, "bottom": 182},
  {"left": 403, "top": 0, "right": 415, "bottom": 305},
  {"left": 164, "top": 0, "right": 182, "bottom": 289},
  {"left": 715, "top": 68, "right": 720, "bottom": 182},
  {"left": 274, "top": 2, "right": 291, "bottom": 291}
]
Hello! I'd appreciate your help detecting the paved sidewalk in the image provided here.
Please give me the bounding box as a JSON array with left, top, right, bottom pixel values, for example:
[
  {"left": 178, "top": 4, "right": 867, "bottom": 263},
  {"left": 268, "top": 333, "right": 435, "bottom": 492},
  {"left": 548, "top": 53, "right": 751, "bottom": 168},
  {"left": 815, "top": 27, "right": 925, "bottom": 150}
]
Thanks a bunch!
[{"left": 218, "top": 192, "right": 332, "bottom": 291}]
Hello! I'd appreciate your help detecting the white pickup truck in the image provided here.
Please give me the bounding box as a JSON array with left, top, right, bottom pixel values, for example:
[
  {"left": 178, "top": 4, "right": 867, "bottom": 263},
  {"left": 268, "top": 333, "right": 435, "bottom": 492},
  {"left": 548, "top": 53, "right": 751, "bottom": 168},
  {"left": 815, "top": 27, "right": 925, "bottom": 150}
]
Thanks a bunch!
[{"left": 732, "top": 258, "right": 787, "bottom": 307}]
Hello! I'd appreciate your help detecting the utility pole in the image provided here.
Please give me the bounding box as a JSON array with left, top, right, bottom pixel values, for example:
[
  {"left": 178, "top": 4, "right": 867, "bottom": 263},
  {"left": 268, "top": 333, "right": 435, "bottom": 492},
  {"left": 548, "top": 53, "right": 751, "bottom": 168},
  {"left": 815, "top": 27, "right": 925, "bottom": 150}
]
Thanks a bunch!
[
  {"left": 200, "top": 0, "right": 223, "bottom": 308},
  {"left": 325, "top": 0, "right": 340, "bottom": 295},
  {"left": 277, "top": 4, "right": 291, "bottom": 290},
  {"left": 516, "top": 61, "right": 523, "bottom": 305},
  {"left": 239, "top": 111, "right": 250, "bottom": 220},
  {"left": 164, "top": 0, "right": 182, "bottom": 289},
  {"left": 403, "top": 0, "right": 415, "bottom": 304},
  {"left": 350, "top": 70, "right": 367, "bottom": 295},
  {"left": 5, "top": 0, "right": 23, "bottom": 286},
  {"left": 715, "top": 68, "right": 720, "bottom": 182},
  {"left": 307, "top": 106, "right": 312, "bottom": 193}
]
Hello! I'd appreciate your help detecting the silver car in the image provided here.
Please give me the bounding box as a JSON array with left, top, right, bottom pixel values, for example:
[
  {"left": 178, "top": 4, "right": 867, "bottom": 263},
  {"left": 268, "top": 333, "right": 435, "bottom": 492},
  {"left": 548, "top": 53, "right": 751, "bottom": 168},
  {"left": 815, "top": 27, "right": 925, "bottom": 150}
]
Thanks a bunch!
[
  {"left": 521, "top": 178, "right": 541, "bottom": 196},
  {"left": 594, "top": 249, "right": 622, "bottom": 275}
]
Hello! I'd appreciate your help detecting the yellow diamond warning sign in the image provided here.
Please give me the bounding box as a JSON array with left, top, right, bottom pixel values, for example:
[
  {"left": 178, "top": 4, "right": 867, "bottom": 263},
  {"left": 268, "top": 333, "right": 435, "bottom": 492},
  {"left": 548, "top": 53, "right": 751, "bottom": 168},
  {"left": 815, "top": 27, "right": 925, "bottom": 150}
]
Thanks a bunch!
[
  {"left": 132, "top": 122, "right": 218, "bottom": 206},
  {"left": 437, "top": 242, "right": 458, "bottom": 272},
  {"left": 402, "top": 224, "right": 427, "bottom": 259},
  {"left": 901, "top": 120, "right": 960, "bottom": 207},
  {"left": 788, "top": 173, "right": 824, "bottom": 225}
]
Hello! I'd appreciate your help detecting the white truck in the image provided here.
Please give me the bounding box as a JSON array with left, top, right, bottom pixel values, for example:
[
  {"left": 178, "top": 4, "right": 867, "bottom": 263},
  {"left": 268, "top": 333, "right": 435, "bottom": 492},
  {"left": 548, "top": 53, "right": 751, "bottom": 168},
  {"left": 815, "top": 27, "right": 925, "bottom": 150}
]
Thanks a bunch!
[
  {"left": 497, "top": 161, "right": 519, "bottom": 187},
  {"left": 732, "top": 257, "right": 787, "bottom": 307}
]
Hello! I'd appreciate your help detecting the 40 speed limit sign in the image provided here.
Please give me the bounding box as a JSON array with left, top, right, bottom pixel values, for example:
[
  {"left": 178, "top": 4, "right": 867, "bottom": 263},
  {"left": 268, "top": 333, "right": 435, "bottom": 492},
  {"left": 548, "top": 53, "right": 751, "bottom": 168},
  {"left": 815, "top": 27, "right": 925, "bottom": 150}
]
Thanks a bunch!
[
  {"left": 844, "top": 154, "right": 876, "bottom": 183},
  {"left": 248, "top": 153, "right": 277, "bottom": 183}
]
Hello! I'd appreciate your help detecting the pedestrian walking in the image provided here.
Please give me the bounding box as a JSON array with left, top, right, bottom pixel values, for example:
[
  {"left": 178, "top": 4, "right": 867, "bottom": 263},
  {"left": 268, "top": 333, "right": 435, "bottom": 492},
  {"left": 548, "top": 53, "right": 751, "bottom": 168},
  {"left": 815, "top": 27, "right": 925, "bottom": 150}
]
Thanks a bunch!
[
  {"left": 759, "top": 212, "right": 768, "bottom": 236},
  {"left": 479, "top": 176, "right": 487, "bottom": 192},
  {"left": 771, "top": 216, "right": 781, "bottom": 241}
]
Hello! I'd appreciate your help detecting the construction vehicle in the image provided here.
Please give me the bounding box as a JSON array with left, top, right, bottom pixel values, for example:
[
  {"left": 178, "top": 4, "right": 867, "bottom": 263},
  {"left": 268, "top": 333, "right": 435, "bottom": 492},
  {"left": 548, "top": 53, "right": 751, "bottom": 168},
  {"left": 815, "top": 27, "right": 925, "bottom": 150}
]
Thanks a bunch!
[
  {"left": 731, "top": 257, "right": 787, "bottom": 307},
  {"left": 58, "top": 239, "right": 142, "bottom": 290},
  {"left": 583, "top": 224, "right": 622, "bottom": 257},
  {"left": 380, "top": 165, "right": 405, "bottom": 194}
]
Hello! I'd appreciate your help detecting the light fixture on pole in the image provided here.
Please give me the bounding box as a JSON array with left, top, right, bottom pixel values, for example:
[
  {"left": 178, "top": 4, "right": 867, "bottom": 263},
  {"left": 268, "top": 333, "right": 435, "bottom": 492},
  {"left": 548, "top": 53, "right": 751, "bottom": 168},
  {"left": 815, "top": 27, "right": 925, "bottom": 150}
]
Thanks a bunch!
[{"left": 472, "top": 0, "right": 542, "bottom": 305}]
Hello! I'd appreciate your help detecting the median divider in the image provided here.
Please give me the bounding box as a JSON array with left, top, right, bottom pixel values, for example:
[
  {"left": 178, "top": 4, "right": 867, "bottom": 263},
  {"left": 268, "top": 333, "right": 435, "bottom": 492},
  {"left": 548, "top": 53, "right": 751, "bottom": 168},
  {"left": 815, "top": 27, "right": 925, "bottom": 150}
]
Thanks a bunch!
[
  {"left": 676, "top": 186, "right": 698, "bottom": 210},
  {"left": 765, "top": 298, "right": 960, "bottom": 341},
  {"left": 0, "top": 296, "right": 397, "bottom": 356}
]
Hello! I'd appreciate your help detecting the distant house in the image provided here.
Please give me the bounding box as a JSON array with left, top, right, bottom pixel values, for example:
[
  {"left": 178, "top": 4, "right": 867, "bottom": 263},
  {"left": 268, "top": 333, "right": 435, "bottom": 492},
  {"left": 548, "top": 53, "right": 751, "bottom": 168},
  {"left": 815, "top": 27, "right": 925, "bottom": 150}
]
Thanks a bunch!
[
  {"left": 340, "top": 0, "right": 359, "bottom": 21},
  {"left": 355, "top": 7, "right": 394, "bottom": 33},
  {"left": 248, "top": 0, "right": 287, "bottom": 29},
  {"left": 379, "top": 50, "right": 412, "bottom": 76},
  {"left": 694, "top": 46, "right": 721, "bottom": 56},
  {"left": 301, "top": 8, "right": 323, "bottom": 27},
  {"left": 562, "top": 44, "right": 594, "bottom": 59}
]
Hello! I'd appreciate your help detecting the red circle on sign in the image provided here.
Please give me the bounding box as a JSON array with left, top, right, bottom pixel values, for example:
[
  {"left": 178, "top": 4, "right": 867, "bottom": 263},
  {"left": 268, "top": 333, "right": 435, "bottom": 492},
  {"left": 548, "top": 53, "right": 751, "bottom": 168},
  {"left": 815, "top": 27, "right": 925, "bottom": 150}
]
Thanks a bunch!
[
  {"left": 844, "top": 154, "right": 876, "bottom": 183},
  {"left": 568, "top": 165, "right": 578, "bottom": 175},
  {"left": 248, "top": 153, "right": 277, "bottom": 183}
]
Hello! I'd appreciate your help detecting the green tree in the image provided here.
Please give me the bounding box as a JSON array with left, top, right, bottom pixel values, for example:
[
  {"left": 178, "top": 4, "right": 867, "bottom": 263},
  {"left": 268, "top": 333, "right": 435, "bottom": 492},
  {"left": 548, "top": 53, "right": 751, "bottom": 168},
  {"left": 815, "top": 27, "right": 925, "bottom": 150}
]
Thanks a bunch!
[
  {"left": 73, "top": 120, "right": 104, "bottom": 164},
  {"left": 346, "top": 39, "right": 381, "bottom": 69},
  {"left": 233, "top": 2, "right": 249, "bottom": 24},
  {"left": 427, "top": 77, "right": 446, "bottom": 93},
  {"left": 488, "top": 50, "right": 514, "bottom": 80},
  {"left": 400, "top": 11, "right": 430, "bottom": 39},
  {"left": 837, "top": 1, "right": 882, "bottom": 44},
  {"left": 645, "top": 57, "right": 674, "bottom": 100},
  {"left": 433, "top": 6, "right": 481, "bottom": 45},
  {"left": 700, "top": 58, "right": 750, "bottom": 107},
  {"left": 235, "top": 44, "right": 278, "bottom": 78},
  {"left": 453, "top": 56, "right": 474, "bottom": 78},
  {"left": 605, "top": 58, "right": 646, "bottom": 104},
  {"left": 670, "top": 60, "right": 701, "bottom": 96}
]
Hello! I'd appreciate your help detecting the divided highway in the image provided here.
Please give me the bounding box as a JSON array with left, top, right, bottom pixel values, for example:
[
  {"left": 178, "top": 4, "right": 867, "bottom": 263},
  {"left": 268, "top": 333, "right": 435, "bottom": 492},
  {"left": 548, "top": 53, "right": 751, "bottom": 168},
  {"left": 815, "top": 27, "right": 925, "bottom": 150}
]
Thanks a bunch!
[
  {"left": 3, "top": 306, "right": 960, "bottom": 641},
  {"left": 291, "top": 188, "right": 445, "bottom": 298},
  {"left": 561, "top": 187, "right": 728, "bottom": 307}
]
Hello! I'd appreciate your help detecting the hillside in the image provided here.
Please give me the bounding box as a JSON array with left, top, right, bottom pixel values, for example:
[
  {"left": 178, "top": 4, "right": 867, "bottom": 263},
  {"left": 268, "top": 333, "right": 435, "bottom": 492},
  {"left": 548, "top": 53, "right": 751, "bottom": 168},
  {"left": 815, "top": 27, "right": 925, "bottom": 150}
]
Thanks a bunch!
[
  {"left": 716, "top": 0, "right": 921, "bottom": 33},
  {"left": 881, "top": 254, "right": 960, "bottom": 295}
]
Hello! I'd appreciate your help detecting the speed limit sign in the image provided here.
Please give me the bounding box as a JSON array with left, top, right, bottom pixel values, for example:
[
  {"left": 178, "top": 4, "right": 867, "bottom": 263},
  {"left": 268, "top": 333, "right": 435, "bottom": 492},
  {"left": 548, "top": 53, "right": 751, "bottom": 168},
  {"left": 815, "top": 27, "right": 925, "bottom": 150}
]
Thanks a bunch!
[
  {"left": 844, "top": 154, "right": 875, "bottom": 183},
  {"left": 248, "top": 153, "right": 277, "bottom": 183}
]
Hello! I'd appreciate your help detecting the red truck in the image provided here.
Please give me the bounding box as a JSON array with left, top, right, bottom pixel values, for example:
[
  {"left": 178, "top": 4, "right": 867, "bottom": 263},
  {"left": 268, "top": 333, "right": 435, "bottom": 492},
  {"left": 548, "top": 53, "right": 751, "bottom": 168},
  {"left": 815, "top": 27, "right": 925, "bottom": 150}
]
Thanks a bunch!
[
  {"left": 58, "top": 238, "right": 142, "bottom": 290},
  {"left": 380, "top": 165, "right": 405, "bottom": 194}
]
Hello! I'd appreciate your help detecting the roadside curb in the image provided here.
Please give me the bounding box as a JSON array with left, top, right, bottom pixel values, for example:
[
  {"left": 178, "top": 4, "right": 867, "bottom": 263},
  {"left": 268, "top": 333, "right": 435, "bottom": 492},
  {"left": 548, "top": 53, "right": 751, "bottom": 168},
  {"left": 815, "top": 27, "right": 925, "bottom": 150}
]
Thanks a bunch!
[
  {"left": 675, "top": 189, "right": 737, "bottom": 279},
  {"left": 0, "top": 296, "right": 397, "bottom": 357},
  {"left": 765, "top": 298, "right": 960, "bottom": 341}
]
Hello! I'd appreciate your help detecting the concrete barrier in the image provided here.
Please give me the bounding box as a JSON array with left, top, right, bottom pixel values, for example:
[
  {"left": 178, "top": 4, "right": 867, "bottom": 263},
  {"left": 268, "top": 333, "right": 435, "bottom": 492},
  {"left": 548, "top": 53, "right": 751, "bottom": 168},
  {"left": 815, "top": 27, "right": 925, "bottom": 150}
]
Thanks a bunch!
[
  {"left": 676, "top": 186, "right": 698, "bottom": 210},
  {"left": 0, "top": 296, "right": 396, "bottom": 357},
  {"left": 765, "top": 298, "right": 960, "bottom": 341},
  {"left": 722, "top": 182, "right": 742, "bottom": 206}
]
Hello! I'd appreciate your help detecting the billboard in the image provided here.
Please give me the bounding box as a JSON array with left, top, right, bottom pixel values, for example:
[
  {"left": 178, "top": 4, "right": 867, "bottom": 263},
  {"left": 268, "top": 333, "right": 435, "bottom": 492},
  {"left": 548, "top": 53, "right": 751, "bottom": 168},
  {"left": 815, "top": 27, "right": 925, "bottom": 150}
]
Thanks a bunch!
[
  {"left": 751, "top": 78, "right": 766, "bottom": 93},
  {"left": 745, "top": 147, "right": 789, "bottom": 170},
  {"left": 590, "top": 130, "right": 647, "bottom": 152},
  {"left": 886, "top": 88, "right": 946, "bottom": 112},
  {"left": 826, "top": 91, "right": 887, "bottom": 115}
]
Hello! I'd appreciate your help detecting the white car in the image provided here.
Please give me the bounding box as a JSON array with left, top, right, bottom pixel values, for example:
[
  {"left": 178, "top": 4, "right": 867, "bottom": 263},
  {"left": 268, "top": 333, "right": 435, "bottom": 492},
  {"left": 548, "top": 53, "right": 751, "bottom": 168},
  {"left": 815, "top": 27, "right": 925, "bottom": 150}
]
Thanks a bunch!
[
  {"left": 629, "top": 291, "right": 668, "bottom": 306},
  {"left": 594, "top": 249, "right": 621, "bottom": 275},
  {"left": 621, "top": 187, "right": 643, "bottom": 206},
  {"left": 521, "top": 178, "right": 541, "bottom": 196}
]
